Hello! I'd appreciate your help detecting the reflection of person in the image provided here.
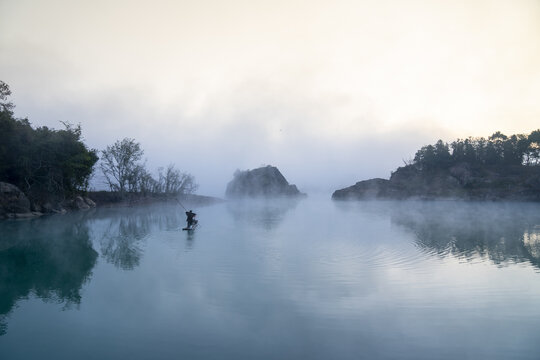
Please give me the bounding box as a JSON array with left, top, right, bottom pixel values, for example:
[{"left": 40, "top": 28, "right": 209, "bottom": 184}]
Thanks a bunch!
[{"left": 185, "top": 210, "right": 197, "bottom": 229}]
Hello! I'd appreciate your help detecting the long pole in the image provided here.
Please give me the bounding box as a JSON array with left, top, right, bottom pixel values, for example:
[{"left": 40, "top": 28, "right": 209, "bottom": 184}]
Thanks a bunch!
[{"left": 175, "top": 198, "right": 187, "bottom": 211}]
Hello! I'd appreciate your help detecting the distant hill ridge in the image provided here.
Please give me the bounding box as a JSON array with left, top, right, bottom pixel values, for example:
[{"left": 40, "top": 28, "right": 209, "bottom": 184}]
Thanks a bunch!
[{"left": 333, "top": 130, "right": 540, "bottom": 201}]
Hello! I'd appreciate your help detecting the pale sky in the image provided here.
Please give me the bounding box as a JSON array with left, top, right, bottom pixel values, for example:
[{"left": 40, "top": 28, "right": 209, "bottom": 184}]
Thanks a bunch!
[{"left": 1, "top": 0, "right": 540, "bottom": 196}]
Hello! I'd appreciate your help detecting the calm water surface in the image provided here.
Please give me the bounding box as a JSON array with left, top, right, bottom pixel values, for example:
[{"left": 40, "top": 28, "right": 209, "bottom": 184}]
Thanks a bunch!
[{"left": 1, "top": 197, "right": 540, "bottom": 359}]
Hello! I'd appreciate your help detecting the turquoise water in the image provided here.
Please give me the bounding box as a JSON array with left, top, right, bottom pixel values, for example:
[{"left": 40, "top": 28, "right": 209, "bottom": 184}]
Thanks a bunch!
[{"left": 1, "top": 197, "right": 540, "bottom": 359}]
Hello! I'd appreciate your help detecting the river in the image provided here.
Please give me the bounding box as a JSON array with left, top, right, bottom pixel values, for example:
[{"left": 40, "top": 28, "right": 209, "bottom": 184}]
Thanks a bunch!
[{"left": 1, "top": 196, "right": 540, "bottom": 359}]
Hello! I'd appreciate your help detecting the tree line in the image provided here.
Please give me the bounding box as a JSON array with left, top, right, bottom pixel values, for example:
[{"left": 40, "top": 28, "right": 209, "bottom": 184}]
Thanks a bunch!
[
  {"left": 100, "top": 138, "right": 198, "bottom": 197},
  {"left": 0, "top": 82, "right": 98, "bottom": 201},
  {"left": 412, "top": 130, "right": 540, "bottom": 170},
  {"left": 0, "top": 80, "right": 197, "bottom": 203}
]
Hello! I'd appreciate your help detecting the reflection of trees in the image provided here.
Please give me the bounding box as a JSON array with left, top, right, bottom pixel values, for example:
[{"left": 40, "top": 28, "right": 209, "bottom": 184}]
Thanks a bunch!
[
  {"left": 227, "top": 198, "right": 299, "bottom": 230},
  {"left": 0, "top": 216, "right": 98, "bottom": 336},
  {"left": 156, "top": 208, "right": 185, "bottom": 232},
  {"left": 97, "top": 205, "right": 185, "bottom": 269},
  {"left": 99, "top": 214, "right": 150, "bottom": 270},
  {"left": 0, "top": 204, "right": 190, "bottom": 336},
  {"left": 391, "top": 202, "right": 540, "bottom": 269}
]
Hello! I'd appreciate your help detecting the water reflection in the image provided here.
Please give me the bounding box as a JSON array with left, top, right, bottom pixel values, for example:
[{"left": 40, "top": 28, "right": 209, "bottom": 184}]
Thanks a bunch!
[
  {"left": 391, "top": 202, "right": 540, "bottom": 269},
  {"left": 98, "top": 212, "right": 150, "bottom": 270},
  {"left": 226, "top": 198, "right": 300, "bottom": 230},
  {"left": 185, "top": 230, "right": 196, "bottom": 250},
  {"left": 93, "top": 205, "right": 187, "bottom": 268},
  {"left": 0, "top": 215, "right": 98, "bottom": 335},
  {"left": 2, "top": 199, "right": 540, "bottom": 359}
]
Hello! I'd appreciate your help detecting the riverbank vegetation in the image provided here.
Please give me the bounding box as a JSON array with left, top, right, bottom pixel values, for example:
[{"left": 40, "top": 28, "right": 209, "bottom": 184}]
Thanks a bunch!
[
  {"left": 100, "top": 138, "right": 198, "bottom": 198},
  {"left": 0, "top": 81, "right": 98, "bottom": 204},
  {"left": 412, "top": 131, "right": 540, "bottom": 170},
  {"left": 0, "top": 80, "right": 199, "bottom": 215},
  {"left": 334, "top": 130, "right": 540, "bottom": 201}
]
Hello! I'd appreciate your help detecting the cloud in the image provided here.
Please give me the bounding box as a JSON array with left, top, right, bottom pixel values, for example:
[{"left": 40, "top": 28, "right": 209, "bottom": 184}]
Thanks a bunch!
[{"left": 2, "top": 0, "right": 540, "bottom": 195}]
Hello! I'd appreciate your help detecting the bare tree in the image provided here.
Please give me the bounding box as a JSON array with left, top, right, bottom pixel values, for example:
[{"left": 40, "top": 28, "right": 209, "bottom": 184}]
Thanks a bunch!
[
  {"left": 100, "top": 138, "right": 144, "bottom": 195},
  {"left": 158, "top": 164, "right": 198, "bottom": 195},
  {"left": 177, "top": 172, "right": 198, "bottom": 195},
  {"left": 136, "top": 166, "right": 158, "bottom": 196}
]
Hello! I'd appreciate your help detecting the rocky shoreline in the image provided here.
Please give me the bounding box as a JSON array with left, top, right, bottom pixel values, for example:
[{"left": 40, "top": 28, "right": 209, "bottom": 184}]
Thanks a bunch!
[
  {"left": 0, "top": 182, "right": 223, "bottom": 220},
  {"left": 0, "top": 182, "right": 97, "bottom": 219},
  {"left": 332, "top": 163, "right": 540, "bottom": 202}
]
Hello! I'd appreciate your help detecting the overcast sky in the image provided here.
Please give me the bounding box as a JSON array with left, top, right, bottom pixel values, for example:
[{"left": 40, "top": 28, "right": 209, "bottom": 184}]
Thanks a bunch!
[{"left": 1, "top": 0, "right": 540, "bottom": 196}]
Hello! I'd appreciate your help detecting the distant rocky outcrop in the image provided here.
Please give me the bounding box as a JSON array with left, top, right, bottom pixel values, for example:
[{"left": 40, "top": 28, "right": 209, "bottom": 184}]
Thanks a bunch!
[
  {"left": 332, "top": 163, "right": 540, "bottom": 201},
  {"left": 226, "top": 166, "right": 305, "bottom": 198}
]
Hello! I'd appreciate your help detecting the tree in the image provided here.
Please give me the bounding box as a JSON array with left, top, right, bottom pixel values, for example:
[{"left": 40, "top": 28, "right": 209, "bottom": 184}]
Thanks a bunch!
[
  {"left": 0, "top": 80, "right": 14, "bottom": 113},
  {"left": 451, "top": 140, "right": 465, "bottom": 162},
  {"left": 158, "top": 164, "right": 198, "bottom": 195},
  {"left": 434, "top": 140, "right": 451, "bottom": 167},
  {"left": 527, "top": 129, "right": 540, "bottom": 165},
  {"left": 0, "top": 118, "right": 98, "bottom": 197},
  {"left": 100, "top": 138, "right": 144, "bottom": 195},
  {"left": 136, "top": 167, "right": 158, "bottom": 196},
  {"left": 0, "top": 81, "right": 97, "bottom": 200},
  {"left": 502, "top": 135, "right": 524, "bottom": 165},
  {"left": 414, "top": 144, "right": 436, "bottom": 169}
]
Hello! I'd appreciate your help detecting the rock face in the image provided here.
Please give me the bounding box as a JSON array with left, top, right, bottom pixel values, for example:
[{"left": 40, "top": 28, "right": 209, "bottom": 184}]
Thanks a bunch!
[
  {"left": 84, "top": 197, "right": 96, "bottom": 207},
  {"left": 0, "top": 182, "right": 31, "bottom": 217},
  {"left": 226, "top": 166, "right": 305, "bottom": 198},
  {"left": 332, "top": 163, "right": 540, "bottom": 201},
  {"left": 63, "top": 196, "right": 93, "bottom": 210},
  {"left": 0, "top": 181, "right": 98, "bottom": 219},
  {"left": 332, "top": 178, "right": 403, "bottom": 200}
]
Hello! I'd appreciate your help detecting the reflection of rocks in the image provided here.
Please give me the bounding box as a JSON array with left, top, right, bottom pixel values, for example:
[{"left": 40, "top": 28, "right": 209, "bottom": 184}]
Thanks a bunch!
[
  {"left": 227, "top": 198, "right": 299, "bottom": 230},
  {"left": 391, "top": 202, "right": 540, "bottom": 269},
  {"left": 0, "top": 217, "right": 98, "bottom": 335}
]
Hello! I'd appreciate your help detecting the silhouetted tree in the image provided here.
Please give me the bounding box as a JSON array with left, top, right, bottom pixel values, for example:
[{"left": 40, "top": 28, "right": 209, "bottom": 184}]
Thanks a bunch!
[
  {"left": 0, "top": 81, "right": 14, "bottom": 113},
  {"left": 100, "top": 138, "right": 144, "bottom": 195},
  {"left": 413, "top": 129, "right": 540, "bottom": 170},
  {"left": 434, "top": 140, "right": 451, "bottom": 167},
  {"left": 157, "top": 164, "right": 198, "bottom": 195},
  {"left": 0, "top": 81, "right": 98, "bottom": 200},
  {"left": 527, "top": 130, "right": 540, "bottom": 165}
]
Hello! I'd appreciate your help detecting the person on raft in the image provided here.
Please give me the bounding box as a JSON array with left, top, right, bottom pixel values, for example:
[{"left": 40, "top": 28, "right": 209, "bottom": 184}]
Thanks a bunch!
[{"left": 185, "top": 210, "right": 197, "bottom": 229}]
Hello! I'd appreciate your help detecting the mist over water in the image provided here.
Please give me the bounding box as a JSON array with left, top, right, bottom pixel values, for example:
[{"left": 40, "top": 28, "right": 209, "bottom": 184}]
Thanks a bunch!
[{"left": 1, "top": 197, "right": 540, "bottom": 359}]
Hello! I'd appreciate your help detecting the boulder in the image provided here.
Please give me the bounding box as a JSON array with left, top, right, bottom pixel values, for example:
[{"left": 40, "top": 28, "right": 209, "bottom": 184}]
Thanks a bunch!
[
  {"left": 74, "top": 196, "right": 90, "bottom": 210},
  {"left": 42, "top": 202, "right": 55, "bottom": 213},
  {"left": 0, "top": 182, "right": 31, "bottom": 217},
  {"left": 43, "top": 201, "right": 67, "bottom": 214},
  {"left": 226, "top": 165, "right": 305, "bottom": 198},
  {"left": 14, "top": 212, "right": 43, "bottom": 219},
  {"left": 84, "top": 197, "right": 96, "bottom": 207}
]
